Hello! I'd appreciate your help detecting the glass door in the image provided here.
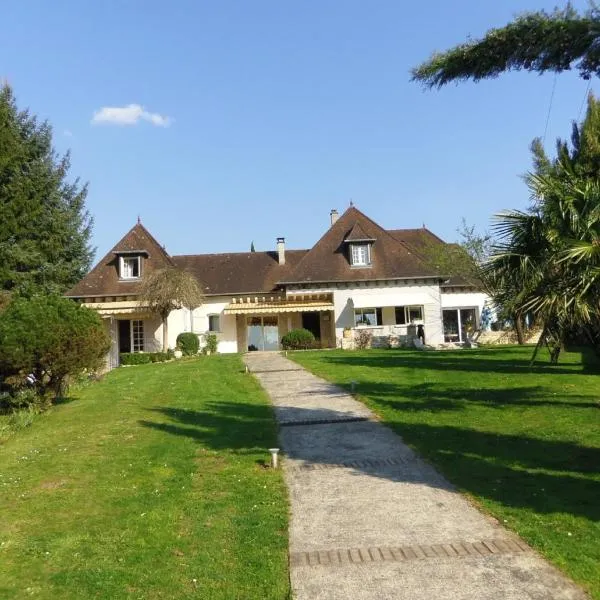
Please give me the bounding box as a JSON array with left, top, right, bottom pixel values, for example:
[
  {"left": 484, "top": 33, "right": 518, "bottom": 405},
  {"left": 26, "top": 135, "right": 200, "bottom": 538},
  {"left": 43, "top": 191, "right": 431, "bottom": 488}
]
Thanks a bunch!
[
  {"left": 443, "top": 310, "right": 459, "bottom": 343},
  {"left": 460, "top": 308, "right": 477, "bottom": 343},
  {"left": 246, "top": 316, "right": 280, "bottom": 351},
  {"left": 263, "top": 316, "right": 279, "bottom": 351}
]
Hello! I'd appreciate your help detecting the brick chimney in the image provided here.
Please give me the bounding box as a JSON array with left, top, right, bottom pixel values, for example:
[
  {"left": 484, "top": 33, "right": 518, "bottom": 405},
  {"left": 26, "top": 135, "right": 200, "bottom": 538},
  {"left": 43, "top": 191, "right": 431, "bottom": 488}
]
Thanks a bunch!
[
  {"left": 330, "top": 209, "right": 339, "bottom": 226},
  {"left": 276, "top": 237, "right": 285, "bottom": 265}
]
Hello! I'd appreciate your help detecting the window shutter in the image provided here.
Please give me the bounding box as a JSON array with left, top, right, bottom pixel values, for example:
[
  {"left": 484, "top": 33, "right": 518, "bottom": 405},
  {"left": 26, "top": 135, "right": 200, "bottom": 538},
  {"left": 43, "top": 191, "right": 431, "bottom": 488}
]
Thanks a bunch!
[{"left": 376, "top": 308, "right": 383, "bottom": 326}]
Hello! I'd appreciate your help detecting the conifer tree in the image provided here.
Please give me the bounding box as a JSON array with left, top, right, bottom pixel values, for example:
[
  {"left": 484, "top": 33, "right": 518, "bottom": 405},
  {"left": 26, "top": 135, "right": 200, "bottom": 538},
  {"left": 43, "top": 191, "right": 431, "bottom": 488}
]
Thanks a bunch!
[{"left": 0, "top": 84, "right": 93, "bottom": 295}]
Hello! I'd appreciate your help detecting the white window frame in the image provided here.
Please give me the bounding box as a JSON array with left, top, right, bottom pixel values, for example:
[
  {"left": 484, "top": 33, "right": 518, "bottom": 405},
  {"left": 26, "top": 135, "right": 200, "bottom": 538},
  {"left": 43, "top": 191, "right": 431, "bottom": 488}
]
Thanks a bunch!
[
  {"left": 354, "top": 307, "right": 378, "bottom": 327},
  {"left": 208, "top": 314, "right": 221, "bottom": 333},
  {"left": 120, "top": 256, "right": 141, "bottom": 280},
  {"left": 350, "top": 243, "right": 371, "bottom": 267},
  {"left": 131, "top": 320, "right": 144, "bottom": 352}
]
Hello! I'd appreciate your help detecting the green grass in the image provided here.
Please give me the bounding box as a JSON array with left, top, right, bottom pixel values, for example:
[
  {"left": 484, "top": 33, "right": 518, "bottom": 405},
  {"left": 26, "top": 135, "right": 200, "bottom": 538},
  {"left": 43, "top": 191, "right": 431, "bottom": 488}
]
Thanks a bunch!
[
  {"left": 0, "top": 356, "right": 289, "bottom": 600},
  {"left": 291, "top": 345, "right": 600, "bottom": 599}
]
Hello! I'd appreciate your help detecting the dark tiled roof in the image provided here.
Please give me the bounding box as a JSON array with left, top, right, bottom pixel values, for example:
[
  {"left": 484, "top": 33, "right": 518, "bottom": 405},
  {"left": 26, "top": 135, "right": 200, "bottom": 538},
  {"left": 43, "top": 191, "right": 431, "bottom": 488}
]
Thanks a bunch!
[
  {"left": 344, "top": 222, "right": 375, "bottom": 242},
  {"left": 283, "top": 207, "right": 440, "bottom": 284},
  {"left": 172, "top": 250, "right": 308, "bottom": 296},
  {"left": 67, "top": 210, "right": 460, "bottom": 299},
  {"left": 65, "top": 223, "right": 174, "bottom": 297},
  {"left": 387, "top": 228, "right": 446, "bottom": 252}
]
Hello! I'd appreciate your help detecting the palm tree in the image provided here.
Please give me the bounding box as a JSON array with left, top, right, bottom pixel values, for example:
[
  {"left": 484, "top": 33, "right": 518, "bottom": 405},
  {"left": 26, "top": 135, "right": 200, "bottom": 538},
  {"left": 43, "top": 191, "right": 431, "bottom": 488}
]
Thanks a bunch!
[
  {"left": 140, "top": 268, "right": 205, "bottom": 352},
  {"left": 488, "top": 170, "right": 600, "bottom": 364}
]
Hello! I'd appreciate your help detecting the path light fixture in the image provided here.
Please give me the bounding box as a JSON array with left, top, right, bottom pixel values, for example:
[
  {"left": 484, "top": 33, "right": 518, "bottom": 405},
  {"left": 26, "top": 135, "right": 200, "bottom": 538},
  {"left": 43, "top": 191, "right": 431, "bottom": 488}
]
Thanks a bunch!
[{"left": 269, "top": 448, "right": 280, "bottom": 469}]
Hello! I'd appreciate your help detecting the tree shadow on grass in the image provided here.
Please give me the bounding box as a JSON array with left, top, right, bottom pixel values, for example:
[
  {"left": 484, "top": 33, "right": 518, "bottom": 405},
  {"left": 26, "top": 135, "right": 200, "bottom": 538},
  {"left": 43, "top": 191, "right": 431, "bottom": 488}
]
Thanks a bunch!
[
  {"left": 139, "top": 401, "right": 600, "bottom": 522},
  {"left": 139, "top": 402, "right": 280, "bottom": 455},
  {"left": 351, "top": 381, "right": 600, "bottom": 412},
  {"left": 318, "top": 348, "right": 600, "bottom": 376},
  {"left": 392, "top": 421, "right": 600, "bottom": 522}
]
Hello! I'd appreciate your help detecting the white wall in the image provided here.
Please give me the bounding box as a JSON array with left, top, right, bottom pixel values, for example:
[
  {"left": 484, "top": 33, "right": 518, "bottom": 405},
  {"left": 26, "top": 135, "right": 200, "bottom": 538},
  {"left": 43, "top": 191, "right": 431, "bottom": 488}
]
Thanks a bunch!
[
  {"left": 166, "top": 297, "right": 238, "bottom": 353},
  {"left": 286, "top": 281, "right": 444, "bottom": 346}
]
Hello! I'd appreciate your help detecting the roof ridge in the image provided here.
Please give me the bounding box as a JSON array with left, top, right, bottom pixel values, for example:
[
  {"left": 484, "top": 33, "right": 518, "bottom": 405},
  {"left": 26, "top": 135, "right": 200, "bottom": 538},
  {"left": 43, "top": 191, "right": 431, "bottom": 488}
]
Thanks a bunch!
[{"left": 173, "top": 248, "right": 309, "bottom": 259}]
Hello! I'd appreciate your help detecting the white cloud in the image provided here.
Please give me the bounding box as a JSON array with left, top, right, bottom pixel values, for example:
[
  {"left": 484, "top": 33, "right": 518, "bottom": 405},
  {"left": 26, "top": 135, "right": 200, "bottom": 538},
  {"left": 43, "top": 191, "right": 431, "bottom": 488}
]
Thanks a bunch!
[
  {"left": 91, "top": 103, "right": 172, "bottom": 127},
  {"left": 63, "top": 129, "right": 73, "bottom": 137}
]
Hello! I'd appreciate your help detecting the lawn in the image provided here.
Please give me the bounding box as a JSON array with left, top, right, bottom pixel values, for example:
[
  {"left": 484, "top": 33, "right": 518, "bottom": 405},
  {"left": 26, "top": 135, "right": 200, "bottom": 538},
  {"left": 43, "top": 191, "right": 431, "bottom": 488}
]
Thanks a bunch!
[
  {"left": 291, "top": 345, "right": 600, "bottom": 599},
  {"left": 0, "top": 356, "right": 290, "bottom": 600}
]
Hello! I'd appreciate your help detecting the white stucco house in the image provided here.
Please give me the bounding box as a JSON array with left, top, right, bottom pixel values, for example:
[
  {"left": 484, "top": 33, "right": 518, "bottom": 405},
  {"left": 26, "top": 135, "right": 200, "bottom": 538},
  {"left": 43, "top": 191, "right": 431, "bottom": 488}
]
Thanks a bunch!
[{"left": 66, "top": 206, "right": 491, "bottom": 368}]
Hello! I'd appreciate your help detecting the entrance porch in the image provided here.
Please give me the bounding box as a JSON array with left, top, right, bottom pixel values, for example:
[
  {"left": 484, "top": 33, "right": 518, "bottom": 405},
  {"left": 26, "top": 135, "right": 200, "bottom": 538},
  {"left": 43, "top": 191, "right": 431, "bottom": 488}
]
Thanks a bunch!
[{"left": 223, "top": 294, "right": 336, "bottom": 351}]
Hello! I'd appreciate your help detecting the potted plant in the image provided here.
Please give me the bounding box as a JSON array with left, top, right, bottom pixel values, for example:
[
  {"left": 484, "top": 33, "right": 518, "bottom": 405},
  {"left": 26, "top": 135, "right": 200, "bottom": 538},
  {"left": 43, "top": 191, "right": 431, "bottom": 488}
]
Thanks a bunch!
[{"left": 173, "top": 346, "right": 183, "bottom": 359}]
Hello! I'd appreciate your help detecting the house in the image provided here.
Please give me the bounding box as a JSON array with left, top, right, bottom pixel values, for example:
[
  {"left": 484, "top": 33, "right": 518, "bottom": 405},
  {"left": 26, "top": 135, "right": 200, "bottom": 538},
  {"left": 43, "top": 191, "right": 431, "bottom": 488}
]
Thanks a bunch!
[{"left": 66, "top": 206, "right": 490, "bottom": 368}]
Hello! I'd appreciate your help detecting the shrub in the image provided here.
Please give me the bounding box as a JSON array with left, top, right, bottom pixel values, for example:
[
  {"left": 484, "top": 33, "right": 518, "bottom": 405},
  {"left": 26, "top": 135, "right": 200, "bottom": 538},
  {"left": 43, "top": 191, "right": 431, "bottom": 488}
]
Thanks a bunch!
[
  {"left": 120, "top": 353, "right": 152, "bottom": 366},
  {"left": 0, "top": 295, "right": 110, "bottom": 400},
  {"left": 204, "top": 333, "right": 218, "bottom": 354},
  {"left": 120, "top": 352, "right": 170, "bottom": 365},
  {"left": 354, "top": 329, "right": 372, "bottom": 350},
  {"left": 281, "top": 328, "right": 315, "bottom": 350},
  {"left": 176, "top": 332, "right": 200, "bottom": 356}
]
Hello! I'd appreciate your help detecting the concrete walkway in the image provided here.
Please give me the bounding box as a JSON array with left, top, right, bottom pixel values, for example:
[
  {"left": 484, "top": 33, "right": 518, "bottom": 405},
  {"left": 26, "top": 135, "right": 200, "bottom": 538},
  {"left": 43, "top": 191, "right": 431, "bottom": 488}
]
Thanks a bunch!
[{"left": 244, "top": 352, "right": 587, "bottom": 600}]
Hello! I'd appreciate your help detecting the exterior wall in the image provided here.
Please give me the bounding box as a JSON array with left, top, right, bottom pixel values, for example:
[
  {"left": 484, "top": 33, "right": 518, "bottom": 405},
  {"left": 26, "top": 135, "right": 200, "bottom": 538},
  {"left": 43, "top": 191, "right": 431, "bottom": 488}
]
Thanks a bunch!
[
  {"left": 286, "top": 281, "right": 444, "bottom": 347},
  {"left": 167, "top": 296, "right": 239, "bottom": 353}
]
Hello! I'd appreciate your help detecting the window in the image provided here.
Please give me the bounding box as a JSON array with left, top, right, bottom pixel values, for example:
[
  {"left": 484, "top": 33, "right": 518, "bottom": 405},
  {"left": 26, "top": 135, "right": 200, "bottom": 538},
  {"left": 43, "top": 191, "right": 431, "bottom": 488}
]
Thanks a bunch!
[
  {"left": 350, "top": 243, "right": 371, "bottom": 266},
  {"left": 395, "top": 305, "right": 424, "bottom": 325},
  {"left": 120, "top": 256, "right": 140, "bottom": 279},
  {"left": 407, "top": 306, "right": 423, "bottom": 323},
  {"left": 132, "top": 320, "right": 144, "bottom": 352},
  {"left": 208, "top": 314, "right": 221, "bottom": 332},
  {"left": 354, "top": 308, "right": 380, "bottom": 327},
  {"left": 395, "top": 307, "right": 406, "bottom": 325}
]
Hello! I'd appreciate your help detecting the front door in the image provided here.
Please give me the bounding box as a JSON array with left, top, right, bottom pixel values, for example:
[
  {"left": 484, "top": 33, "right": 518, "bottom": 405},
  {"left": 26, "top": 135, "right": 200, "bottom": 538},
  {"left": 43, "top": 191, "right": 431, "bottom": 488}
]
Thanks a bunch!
[{"left": 302, "top": 312, "right": 321, "bottom": 341}]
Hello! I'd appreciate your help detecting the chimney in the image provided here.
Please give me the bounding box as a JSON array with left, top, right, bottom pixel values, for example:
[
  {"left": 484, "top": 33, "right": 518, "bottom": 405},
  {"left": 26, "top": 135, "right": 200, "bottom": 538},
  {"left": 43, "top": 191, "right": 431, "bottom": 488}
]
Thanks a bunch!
[
  {"left": 276, "top": 237, "right": 285, "bottom": 265},
  {"left": 330, "top": 209, "right": 339, "bottom": 226}
]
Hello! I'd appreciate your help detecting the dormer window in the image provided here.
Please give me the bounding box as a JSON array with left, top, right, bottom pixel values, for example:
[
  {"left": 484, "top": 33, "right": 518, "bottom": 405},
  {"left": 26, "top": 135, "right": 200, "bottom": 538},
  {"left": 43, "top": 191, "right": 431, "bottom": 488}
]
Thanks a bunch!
[
  {"left": 350, "top": 243, "right": 371, "bottom": 267},
  {"left": 120, "top": 256, "right": 141, "bottom": 279},
  {"left": 114, "top": 249, "right": 149, "bottom": 280}
]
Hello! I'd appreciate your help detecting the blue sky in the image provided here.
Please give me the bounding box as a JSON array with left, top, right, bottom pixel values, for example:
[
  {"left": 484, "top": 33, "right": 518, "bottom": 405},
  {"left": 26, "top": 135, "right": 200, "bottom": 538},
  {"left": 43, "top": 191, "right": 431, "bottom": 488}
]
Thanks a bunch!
[{"left": 1, "top": 1, "right": 595, "bottom": 259}]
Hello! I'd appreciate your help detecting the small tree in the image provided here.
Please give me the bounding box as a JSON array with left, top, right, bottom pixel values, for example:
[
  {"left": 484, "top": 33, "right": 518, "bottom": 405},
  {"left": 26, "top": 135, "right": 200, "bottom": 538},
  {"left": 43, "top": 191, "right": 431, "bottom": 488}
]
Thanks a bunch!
[
  {"left": 0, "top": 295, "right": 110, "bottom": 400},
  {"left": 140, "top": 268, "right": 204, "bottom": 352}
]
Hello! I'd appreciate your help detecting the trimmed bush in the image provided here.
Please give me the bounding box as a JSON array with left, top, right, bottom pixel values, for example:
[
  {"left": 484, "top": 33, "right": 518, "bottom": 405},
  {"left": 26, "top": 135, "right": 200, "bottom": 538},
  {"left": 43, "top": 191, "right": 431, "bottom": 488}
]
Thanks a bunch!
[
  {"left": 120, "top": 353, "right": 152, "bottom": 366},
  {"left": 204, "top": 333, "right": 218, "bottom": 354},
  {"left": 0, "top": 295, "right": 110, "bottom": 400},
  {"left": 149, "top": 352, "right": 169, "bottom": 363},
  {"left": 176, "top": 332, "right": 199, "bottom": 356},
  {"left": 281, "top": 328, "right": 315, "bottom": 350}
]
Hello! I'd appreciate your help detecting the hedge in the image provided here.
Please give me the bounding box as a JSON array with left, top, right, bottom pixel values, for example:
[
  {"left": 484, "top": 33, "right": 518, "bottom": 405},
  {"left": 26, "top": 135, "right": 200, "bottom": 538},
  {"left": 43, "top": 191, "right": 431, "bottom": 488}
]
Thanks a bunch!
[{"left": 120, "top": 352, "right": 170, "bottom": 366}]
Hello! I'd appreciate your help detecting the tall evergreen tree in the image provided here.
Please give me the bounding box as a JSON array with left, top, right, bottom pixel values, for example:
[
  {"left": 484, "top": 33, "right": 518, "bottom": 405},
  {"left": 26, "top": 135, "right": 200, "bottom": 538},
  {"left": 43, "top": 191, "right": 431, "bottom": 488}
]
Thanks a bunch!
[
  {"left": 0, "top": 84, "right": 93, "bottom": 295},
  {"left": 250, "top": 241, "right": 256, "bottom": 252}
]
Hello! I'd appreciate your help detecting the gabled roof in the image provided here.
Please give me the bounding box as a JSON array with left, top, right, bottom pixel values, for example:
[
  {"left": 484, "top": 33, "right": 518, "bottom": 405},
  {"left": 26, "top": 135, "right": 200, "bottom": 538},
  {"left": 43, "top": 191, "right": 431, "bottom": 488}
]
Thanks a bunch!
[
  {"left": 283, "top": 207, "right": 440, "bottom": 284},
  {"left": 65, "top": 222, "right": 174, "bottom": 297},
  {"left": 172, "top": 250, "right": 308, "bottom": 296},
  {"left": 344, "top": 221, "right": 375, "bottom": 242}
]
